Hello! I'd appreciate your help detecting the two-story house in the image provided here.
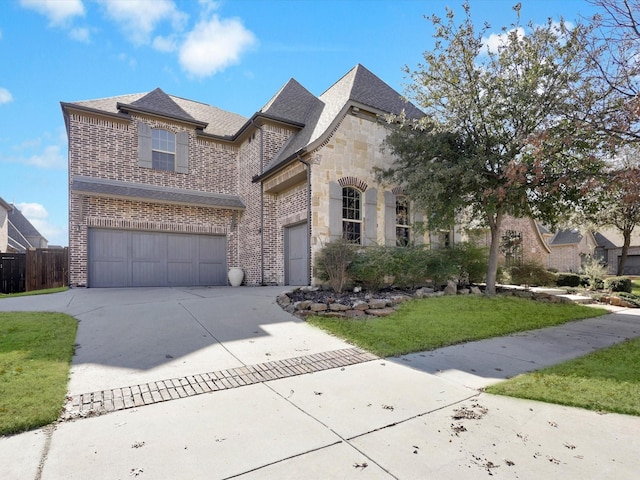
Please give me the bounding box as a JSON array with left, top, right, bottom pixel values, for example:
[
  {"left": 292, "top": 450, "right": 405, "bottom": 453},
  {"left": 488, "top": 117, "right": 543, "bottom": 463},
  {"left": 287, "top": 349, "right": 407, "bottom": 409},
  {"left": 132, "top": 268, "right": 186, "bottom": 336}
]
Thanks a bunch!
[{"left": 62, "top": 64, "right": 427, "bottom": 288}]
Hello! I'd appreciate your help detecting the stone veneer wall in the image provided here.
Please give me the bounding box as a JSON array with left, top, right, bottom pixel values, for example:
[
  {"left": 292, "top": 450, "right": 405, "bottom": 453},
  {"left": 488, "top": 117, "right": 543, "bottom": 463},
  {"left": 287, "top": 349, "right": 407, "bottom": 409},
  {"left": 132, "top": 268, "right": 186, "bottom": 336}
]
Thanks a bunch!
[
  {"left": 308, "top": 113, "right": 428, "bottom": 284},
  {"left": 67, "top": 109, "right": 240, "bottom": 286}
]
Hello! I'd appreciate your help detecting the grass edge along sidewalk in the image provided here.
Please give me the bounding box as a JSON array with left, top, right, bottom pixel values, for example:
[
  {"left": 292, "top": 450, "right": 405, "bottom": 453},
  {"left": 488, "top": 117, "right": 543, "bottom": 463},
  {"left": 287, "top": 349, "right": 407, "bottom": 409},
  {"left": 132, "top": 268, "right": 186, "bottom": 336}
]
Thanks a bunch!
[
  {"left": 308, "top": 295, "right": 608, "bottom": 357},
  {"left": 486, "top": 336, "right": 640, "bottom": 417},
  {"left": 0, "top": 312, "right": 77, "bottom": 436}
]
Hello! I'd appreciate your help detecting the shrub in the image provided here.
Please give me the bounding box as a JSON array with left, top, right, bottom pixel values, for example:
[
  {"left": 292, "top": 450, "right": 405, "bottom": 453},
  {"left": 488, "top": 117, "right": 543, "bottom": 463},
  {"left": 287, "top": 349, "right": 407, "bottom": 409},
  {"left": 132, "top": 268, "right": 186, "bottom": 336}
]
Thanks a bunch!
[
  {"left": 425, "top": 248, "right": 459, "bottom": 289},
  {"left": 615, "top": 292, "right": 640, "bottom": 307},
  {"left": 348, "top": 245, "right": 395, "bottom": 292},
  {"left": 444, "top": 242, "right": 488, "bottom": 285},
  {"left": 556, "top": 273, "right": 581, "bottom": 287},
  {"left": 506, "top": 261, "right": 557, "bottom": 287},
  {"left": 605, "top": 276, "right": 632, "bottom": 293},
  {"left": 390, "top": 245, "right": 431, "bottom": 289},
  {"left": 580, "top": 255, "right": 607, "bottom": 291},
  {"left": 314, "top": 239, "right": 356, "bottom": 293}
]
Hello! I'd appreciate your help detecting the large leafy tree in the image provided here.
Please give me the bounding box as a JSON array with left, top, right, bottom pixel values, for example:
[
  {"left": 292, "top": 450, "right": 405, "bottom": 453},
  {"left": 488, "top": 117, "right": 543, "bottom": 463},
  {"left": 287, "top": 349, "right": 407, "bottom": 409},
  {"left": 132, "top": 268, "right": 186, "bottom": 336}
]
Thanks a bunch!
[{"left": 378, "top": 3, "right": 604, "bottom": 295}]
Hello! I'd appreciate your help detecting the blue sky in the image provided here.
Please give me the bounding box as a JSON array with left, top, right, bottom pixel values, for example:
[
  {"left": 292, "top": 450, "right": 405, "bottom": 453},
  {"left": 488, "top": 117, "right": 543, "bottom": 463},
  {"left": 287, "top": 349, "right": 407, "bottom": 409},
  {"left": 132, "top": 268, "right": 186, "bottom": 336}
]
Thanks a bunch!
[{"left": 0, "top": 0, "right": 599, "bottom": 247}]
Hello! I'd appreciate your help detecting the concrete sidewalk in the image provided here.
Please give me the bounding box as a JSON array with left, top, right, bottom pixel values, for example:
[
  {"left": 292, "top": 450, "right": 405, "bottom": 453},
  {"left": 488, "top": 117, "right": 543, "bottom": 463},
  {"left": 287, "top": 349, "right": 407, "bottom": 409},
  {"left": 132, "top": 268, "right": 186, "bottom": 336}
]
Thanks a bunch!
[{"left": 1, "top": 287, "right": 639, "bottom": 479}]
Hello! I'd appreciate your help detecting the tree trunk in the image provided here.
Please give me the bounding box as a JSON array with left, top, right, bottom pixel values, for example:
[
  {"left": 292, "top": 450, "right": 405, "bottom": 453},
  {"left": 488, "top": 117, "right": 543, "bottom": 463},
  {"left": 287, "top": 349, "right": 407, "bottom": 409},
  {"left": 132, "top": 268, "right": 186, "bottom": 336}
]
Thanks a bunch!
[
  {"left": 617, "top": 228, "right": 633, "bottom": 276},
  {"left": 485, "top": 211, "right": 503, "bottom": 296}
]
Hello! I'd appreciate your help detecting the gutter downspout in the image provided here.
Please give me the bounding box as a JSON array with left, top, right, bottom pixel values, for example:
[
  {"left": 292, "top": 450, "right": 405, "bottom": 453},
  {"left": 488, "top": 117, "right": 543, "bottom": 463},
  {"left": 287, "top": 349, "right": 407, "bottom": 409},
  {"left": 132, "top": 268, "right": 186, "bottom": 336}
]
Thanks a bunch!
[
  {"left": 296, "top": 153, "right": 312, "bottom": 286},
  {"left": 251, "top": 119, "right": 265, "bottom": 285}
]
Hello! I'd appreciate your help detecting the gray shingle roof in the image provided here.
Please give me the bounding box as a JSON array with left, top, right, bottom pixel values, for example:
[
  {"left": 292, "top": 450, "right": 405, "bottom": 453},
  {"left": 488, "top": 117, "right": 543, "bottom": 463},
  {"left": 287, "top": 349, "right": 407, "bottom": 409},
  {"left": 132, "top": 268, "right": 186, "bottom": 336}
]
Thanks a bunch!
[
  {"left": 260, "top": 64, "right": 423, "bottom": 176},
  {"left": 594, "top": 232, "right": 616, "bottom": 249},
  {"left": 6, "top": 204, "right": 46, "bottom": 252},
  {"left": 71, "top": 176, "right": 245, "bottom": 210},
  {"left": 68, "top": 92, "right": 247, "bottom": 137},
  {"left": 121, "top": 88, "right": 200, "bottom": 124},
  {"left": 550, "top": 229, "right": 583, "bottom": 245},
  {"left": 261, "top": 79, "right": 324, "bottom": 125}
]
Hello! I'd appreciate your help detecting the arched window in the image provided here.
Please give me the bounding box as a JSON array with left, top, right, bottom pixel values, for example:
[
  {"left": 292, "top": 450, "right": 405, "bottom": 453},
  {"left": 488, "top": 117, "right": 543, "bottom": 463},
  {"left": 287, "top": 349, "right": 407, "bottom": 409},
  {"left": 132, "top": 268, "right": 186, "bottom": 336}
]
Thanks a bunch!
[
  {"left": 152, "top": 128, "right": 176, "bottom": 171},
  {"left": 395, "top": 195, "right": 410, "bottom": 246},
  {"left": 342, "top": 186, "right": 362, "bottom": 244}
]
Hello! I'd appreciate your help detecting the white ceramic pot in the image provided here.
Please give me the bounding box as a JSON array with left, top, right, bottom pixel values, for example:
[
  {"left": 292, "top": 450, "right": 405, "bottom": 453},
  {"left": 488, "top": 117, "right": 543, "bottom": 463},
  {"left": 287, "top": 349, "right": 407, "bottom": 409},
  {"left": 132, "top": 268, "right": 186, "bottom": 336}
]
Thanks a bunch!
[{"left": 228, "top": 267, "right": 244, "bottom": 287}]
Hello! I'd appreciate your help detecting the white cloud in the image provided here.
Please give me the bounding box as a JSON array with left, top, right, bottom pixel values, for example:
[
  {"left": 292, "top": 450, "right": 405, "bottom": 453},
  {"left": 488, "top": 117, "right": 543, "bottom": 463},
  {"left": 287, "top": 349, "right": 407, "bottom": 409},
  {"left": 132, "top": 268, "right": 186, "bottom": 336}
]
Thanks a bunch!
[
  {"left": 24, "top": 144, "right": 67, "bottom": 169},
  {"left": 16, "top": 202, "right": 65, "bottom": 245},
  {"left": 20, "top": 0, "right": 85, "bottom": 25},
  {"left": 0, "top": 87, "right": 13, "bottom": 105},
  {"left": 98, "top": 0, "right": 187, "bottom": 45},
  {"left": 481, "top": 27, "right": 525, "bottom": 55},
  {"left": 179, "top": 15, "right": 256, "bottom": 77}
]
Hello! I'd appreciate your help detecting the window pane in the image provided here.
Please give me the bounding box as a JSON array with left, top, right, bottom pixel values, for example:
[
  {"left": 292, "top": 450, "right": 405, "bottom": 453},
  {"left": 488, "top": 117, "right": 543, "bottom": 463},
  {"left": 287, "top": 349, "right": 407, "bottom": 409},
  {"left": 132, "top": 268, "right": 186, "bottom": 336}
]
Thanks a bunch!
[
  {"left": 396, "top": 196, "right": 409, "bottom": 226},
  {"left": 152, "top": 129, "right": 175, "bottom": 153},
  {"left": 343, "top": 221, "right": 361, "bottom": 244},
  {"left": 396, "top": 227, "right": 410, "bottom": 247},
  {"left": 152, "top": 151, "right": 175, "bottom": 171}
]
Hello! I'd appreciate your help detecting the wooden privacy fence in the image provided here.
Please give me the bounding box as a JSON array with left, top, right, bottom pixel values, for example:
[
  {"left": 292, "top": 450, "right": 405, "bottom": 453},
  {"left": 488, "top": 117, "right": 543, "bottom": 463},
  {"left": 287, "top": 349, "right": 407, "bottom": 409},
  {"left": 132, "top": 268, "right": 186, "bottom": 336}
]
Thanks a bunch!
[{"left": 0, "top": 248, "right": 68, "bottom": 294}]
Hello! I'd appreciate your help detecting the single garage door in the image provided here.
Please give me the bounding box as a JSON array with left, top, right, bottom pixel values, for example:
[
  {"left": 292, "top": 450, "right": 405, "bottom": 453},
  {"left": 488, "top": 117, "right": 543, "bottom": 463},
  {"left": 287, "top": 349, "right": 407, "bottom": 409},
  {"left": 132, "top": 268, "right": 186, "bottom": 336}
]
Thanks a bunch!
[
  {"left": 88, "top": 229, "right": 227, "bottom": 287},
  {"left": 619, "top": 255, "right": 640, "bottom": 276}
]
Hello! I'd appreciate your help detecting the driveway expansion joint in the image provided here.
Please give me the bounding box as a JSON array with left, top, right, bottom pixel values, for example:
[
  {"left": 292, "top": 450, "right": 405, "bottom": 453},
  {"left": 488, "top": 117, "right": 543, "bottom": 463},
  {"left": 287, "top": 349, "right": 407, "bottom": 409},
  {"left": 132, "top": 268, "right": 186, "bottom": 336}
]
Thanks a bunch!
[{"left": 61, "top": 347, "right": 377, "bottom": 421}]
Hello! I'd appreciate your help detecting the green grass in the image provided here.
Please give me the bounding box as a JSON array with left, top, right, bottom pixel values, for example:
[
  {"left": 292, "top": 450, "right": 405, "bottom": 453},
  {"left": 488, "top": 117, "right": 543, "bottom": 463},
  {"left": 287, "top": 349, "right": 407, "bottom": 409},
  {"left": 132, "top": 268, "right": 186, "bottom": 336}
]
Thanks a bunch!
[
  {"left": 0, "top": 287, "right": 68, "bottom": 299},
  {"left": 486, "top": 337, "right": 640, "bottom": 416},
  {"left": 0, "top": 312, "right": 77, "bottom": 435},
  {"left": 632, "top": 279, "right": 640, "bottom": 295},
  {"left": 308, "top": 295, "right": 607, "bottom": 357}
]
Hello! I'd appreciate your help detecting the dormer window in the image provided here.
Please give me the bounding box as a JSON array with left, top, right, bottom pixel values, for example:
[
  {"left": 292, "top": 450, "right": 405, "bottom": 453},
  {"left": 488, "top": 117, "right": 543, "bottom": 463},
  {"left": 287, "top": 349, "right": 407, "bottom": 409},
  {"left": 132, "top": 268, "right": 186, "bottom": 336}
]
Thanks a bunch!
[{"left": 152, "top": 129, "right": 175, "bottom": 171}]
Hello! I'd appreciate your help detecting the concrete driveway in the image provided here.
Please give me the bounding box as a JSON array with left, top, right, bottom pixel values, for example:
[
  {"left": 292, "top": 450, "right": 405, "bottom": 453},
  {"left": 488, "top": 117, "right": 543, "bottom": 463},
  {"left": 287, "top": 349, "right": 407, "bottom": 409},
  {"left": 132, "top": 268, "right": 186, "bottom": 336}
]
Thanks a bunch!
[{"left": 1, "top": 286, "right": 640, "bottom": 479}]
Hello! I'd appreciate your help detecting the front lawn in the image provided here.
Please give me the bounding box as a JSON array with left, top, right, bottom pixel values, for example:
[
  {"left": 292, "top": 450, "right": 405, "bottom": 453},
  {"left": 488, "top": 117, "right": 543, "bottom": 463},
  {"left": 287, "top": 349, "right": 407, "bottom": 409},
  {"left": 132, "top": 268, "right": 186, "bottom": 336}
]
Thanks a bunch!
[
  {"left": 0, "top": 312, "right": 77, "bottom": 436},
  {"left": 0, "top": 287, "right": 68, "bottom": 299},
  {"left": 486, "top": 337, "right": 640, "bottom": 416},
  {"left": 308, "top": 295, "right": 607, "bottom": 357}
]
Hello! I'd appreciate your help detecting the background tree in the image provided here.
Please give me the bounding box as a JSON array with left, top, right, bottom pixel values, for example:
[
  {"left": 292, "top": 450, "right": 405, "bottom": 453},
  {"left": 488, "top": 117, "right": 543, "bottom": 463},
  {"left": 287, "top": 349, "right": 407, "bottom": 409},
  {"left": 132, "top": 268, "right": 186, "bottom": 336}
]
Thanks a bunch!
[
  {"left": 578, "top": 145, "right": 640, "bottom": 275},
  {"left": 581, "top": 0, "right": 640, "bottom": 143},
  {"left": 378, "top": 2, "right": 604, "bottom": 295}
]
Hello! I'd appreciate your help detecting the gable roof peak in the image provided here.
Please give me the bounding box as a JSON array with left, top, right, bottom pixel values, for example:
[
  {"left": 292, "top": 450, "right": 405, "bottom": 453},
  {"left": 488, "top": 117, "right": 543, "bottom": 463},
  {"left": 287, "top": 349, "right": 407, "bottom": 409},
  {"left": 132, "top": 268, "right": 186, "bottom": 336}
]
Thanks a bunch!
[{"left": 119, "top": 87, "right": 204, "bottom": 126}]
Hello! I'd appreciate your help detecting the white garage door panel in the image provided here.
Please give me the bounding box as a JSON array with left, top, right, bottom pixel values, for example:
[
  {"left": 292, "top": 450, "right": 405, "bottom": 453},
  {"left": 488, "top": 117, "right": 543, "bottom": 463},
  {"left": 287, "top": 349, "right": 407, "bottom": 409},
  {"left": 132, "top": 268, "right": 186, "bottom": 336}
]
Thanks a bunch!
[{"left": 89, "top": 229, "right": 227, "bottom": 287}]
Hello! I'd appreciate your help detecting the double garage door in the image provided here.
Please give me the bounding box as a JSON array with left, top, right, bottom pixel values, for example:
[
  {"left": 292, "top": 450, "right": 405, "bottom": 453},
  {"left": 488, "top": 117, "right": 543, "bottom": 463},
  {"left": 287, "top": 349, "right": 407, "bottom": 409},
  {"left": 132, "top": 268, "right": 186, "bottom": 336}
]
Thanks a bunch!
[{"left": 88, "top": 229, "right": 227, "bottom": 287}]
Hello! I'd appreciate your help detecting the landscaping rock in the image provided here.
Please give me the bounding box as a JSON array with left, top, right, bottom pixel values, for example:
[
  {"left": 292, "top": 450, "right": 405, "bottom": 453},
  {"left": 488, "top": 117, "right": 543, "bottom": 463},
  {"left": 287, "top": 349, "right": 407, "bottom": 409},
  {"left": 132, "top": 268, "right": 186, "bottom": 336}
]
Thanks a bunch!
[
  {"left": 470, "top": 286, "right": 482, "bottom": 295},
  {"left": 444, "top": 280, "right": 457, "bottom": 295},
  {"left": 352, "top": 300, "right": 370, "bottom": 310},
  {"left": 316, "top": 311, "right": 347, "bottom": 318},
  {"left": 277, "top": 294, "right": 291, "bottom": 306},
  {"left": 329, "top": 303, "right": 350, "bottom": 311},
  {"left": 389, "top": 295, "right": 411, "bottom": 305},
  {"left": 294, "top": 300, "right": 313, "bottom": 310},
  {"left": 309, "top": 303, "right": 328, "bottom": 312},
  {"left": 367, "top": 299, "right": 389, "bottom": 309},
  {"left": 415, "top": 287, "right": 435, "bottom": 298}
]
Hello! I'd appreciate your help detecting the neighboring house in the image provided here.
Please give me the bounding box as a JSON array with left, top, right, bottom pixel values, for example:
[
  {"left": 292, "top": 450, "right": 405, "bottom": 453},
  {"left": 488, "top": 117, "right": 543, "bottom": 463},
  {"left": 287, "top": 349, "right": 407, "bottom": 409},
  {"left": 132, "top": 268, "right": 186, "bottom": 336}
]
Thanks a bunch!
[
  {"left": 547, "top": 228, "right": 598, "bottom": 273},
  {"left": 0, "top": 198, "right": 48, "bottom": 253},
  {"left": 0, "top": 197, "right": 10, "bottom": 253},
  {"left": 595, "top": 227, "right": 640, "bottom": 275},
  {"left": 62, "top": 64, "right": 426, "bottom": 288}
]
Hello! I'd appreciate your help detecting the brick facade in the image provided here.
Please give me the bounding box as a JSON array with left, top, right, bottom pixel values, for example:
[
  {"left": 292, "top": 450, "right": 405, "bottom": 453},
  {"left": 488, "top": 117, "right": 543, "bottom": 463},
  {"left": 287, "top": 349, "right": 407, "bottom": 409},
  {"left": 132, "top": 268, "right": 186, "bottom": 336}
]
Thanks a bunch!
[{"left": 67, "top": 108, "right": 241, "bottom": 287}]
